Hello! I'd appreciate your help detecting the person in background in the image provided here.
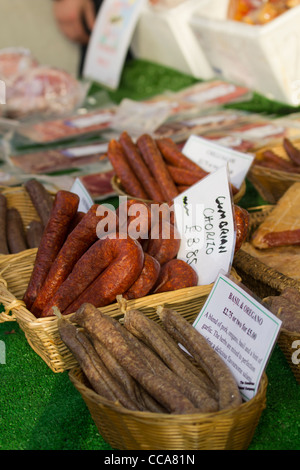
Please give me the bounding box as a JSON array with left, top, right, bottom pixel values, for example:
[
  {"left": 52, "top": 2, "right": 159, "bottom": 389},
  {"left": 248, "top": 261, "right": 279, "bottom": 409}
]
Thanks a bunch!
[{"left": 52, "top": 0, "right": 104, "bottom": 74}]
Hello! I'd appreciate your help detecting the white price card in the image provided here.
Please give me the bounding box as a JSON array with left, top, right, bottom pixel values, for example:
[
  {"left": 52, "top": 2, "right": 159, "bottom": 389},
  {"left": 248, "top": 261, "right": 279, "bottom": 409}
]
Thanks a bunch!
[
  {"left": 173, "top": 166, "right": 235, "bottom": 286},
  {"left": 83, "top": 0, "right": 146, "bottom": 90},
  {"left": 193, "top": 272, "right": 282, "bottom": 401},
  {"left": 182, "top": 135, "right": 254, "bottom": 189},
  {"left": 70, "top": 178, "right": 94, "bottom": 213}
]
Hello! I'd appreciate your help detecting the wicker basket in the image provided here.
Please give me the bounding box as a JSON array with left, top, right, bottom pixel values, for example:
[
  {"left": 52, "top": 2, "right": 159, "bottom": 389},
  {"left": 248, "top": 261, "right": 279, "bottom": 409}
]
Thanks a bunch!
[
  {"left": 0, "top": 185, "right": 42, "bottom": 322},
  {"left": 111, "top": 176, "right": 247, "bottom": 205},
  {"left": 248, "top": 139, "right": 300, "bottom": 203},
  {"left": 0, "top": 254, "right": 240, "bottom": 372},
  {"left": 68, "top": 366, "right": 267, "bottom": 450},
  {"left": 233, "top": 206, "right": 300, "bottom": 384}
]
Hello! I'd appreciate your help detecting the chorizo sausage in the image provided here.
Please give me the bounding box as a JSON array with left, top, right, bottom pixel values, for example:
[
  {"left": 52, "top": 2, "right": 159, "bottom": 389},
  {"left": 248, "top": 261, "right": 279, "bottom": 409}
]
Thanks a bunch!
[
  {"left": 108, "top": 139, "right": 148, "bottom": 199},
  {"left": 0, "top": 194, "right": 9, "bottom": 254},
  {"left": 261, "top": 228, "right": 300, "bottom": 247},
  {"left": 31, "top": 204, "right": 117, "bottom": 317},
  {"left": 117, "top": 198, "right": 151, "bottom": 241},
  {"left": 123, "top": 253, "right": 161, "bottom": 300},
  {"left": 234, "top": 205, "right": 249, "bottom": 253},
  {"left": 167, "top": 165, "right": 208, "bottom": 186},
  {"left": 23, "top": 190, "right": 80, "bottom": 311},
  {"left": 147, "top": 220, "right": 181, "bottom": 265},
  {"left": 153, "top": 259, "right": 198, "bottom": 294},
  {"left": 119, "top": 131, "right": 165, "bottom": 202},
  {"left": 136, "top": 134, "right": 179, "bottom": 201},
  {"left": 156, "top": 137, "right": 208, "bottom": 174},
  {"left": 42, "top": 235, "right": 144, "bottom": 317},
  {"left": 260, "top": 149, "right": 299, "bottom": 172},
  {"left": 157, "top": 307, "right": 242, "bottom": 410}
]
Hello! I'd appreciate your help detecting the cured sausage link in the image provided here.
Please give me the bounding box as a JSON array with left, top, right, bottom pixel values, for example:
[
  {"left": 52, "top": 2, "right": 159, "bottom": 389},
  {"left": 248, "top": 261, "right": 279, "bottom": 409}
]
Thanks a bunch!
[
  {"left": 108, "top": 139, "right": 148, "bottom": 199},
  {"left": 44, "top": 235, "right": 144, "bottom": 317},
  {"left": 156, "top": 137, "right": 208, "bottom": 174},
  {"left": 31, "top": 204, "right": 117, "bottom": 316},
  {"left": 123, "top": 309, "right": 218, "bottom": 411},
  {"left": 137, "top": 134, "right": 179, "bottom": 201},
  {"left": 23, "top": 190, "right": 80, "bottom": 311},
  {"left": 153, "top": 259, "right": 198, "bottom": 294},
  {"left": 119, "top": 131, "right": 165, "bottom": 202},
  {"left": 157, "top": 307, "right": 242, "bottom": 410},
  {"left": 123, "top": 253, "right": 161, "bottom": 300},
  {"left": 72, "top": 303, "right": 199, "bottom": 414}
]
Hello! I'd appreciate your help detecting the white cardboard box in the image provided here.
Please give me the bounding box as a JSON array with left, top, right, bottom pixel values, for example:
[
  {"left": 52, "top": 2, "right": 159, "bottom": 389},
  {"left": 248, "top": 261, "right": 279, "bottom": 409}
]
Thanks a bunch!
[
  {"left": 190, "top": 0, "right": 300, "bottom": 106},
  {"left": 130, "top": 0, "right": 214, "bottom": 79}
]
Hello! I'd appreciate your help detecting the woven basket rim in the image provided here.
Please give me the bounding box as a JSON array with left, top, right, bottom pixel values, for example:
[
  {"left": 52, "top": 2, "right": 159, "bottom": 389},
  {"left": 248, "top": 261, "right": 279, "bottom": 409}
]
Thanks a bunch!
[{"left": 69, "top": 366, "right": 268, "bottom": 421}]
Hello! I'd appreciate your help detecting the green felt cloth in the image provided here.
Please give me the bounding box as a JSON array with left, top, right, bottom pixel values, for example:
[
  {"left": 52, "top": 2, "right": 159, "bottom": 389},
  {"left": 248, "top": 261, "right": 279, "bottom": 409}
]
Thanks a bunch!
[{"left": 1, "top": 59, "right": 300, "bottom": 451}]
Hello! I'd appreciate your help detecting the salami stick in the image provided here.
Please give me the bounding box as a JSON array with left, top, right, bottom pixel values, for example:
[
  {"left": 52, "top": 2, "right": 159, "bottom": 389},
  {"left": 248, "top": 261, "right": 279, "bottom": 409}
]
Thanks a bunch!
[
  {"left": 72, "top": 303, "right": 199, "bottom": 414},
  {"left": 137, "top": 134, "right": 179, "bottom": 201},
  {"left": 75, "top": 329, "right": 140, "bottom": 410},
  {"left": 261, "top": 228, "right": 300, "bottom": 247},
  {"left": 23, "top": 190, "right": 80, "bottom": 311},
  {"left": 6, "top": 208, "right": 28, "bottom": 254},
  {"left": 119, "top": 131, "right": 165, "bottom": 202},
  {"left": 57, "top": 314, "right": 139, "bottom": 410},
  {"left": 123, "top": 310, "right": 218, "bottom": 411},
  {"left": 260, "top": 149, "right": 299, "bottom": 172},
  {"left": 25, "top": 179, "right": 54, "bottom": 227},
  {"left": 0, "top": 194, "right": 9, "bottom": 254},
  {"left": 32, "top": 204, "right": 117, "bottom": 316},
  {"left": 108, "top": 139, "right": 148, "bottom": 199},
  {"left": 157, "top": 307, "right": 242, "bottom": 410},
  {"left": 26, "top": 220, "right": 44, "bottom": 249}
]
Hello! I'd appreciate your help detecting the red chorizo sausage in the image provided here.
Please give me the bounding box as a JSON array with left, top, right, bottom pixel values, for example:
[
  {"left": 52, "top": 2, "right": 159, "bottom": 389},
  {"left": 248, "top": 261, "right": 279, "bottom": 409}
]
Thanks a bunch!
[
  {"left": 234, "top": 205, "right": 249, "bottom": 253},
  {"left": 123, "top": 253, "right": 161, "bottom": 300},
  {"left": 261, "top": 228, "right": 300, "bottom": 247},
  {"left": 108, "top": 139, "right": 148, "bottom": 199},
  {"left": 156, "top": 137, "right": 208, "bottom": 174},
  {"left": 283, "top": 137, "right": 300, "bottom": 166},
  {"left": 32, "top": 204, "right": 118, "bottom": 317},
  {"left": 117, "top": 198, "right": 151, "bottom": 241},
  {"left": 136, "top": 134, "right": 179, "bottom": 201},
  {"left": 167, "top": 165, "right": 207, "bottom": 186},
  {"left": 119, "top": 131, "right": 165, "bottom": 202},
  {"left": 147, "top": 220, "right": 181, "bottom": 265},
  {"left": 152, "top": 259, "right": 198, "bottom": 294},
  {"left": 41, "top": 234, "right": 144, "bottom": 317},
  {"left": 23, "top": 190, "right": 80, "bottom": 312}
]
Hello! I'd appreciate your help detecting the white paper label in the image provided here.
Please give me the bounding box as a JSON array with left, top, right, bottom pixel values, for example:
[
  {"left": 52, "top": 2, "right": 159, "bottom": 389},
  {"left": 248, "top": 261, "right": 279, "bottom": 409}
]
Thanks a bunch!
[
  {"left": 193, "top": 272, "right": 282, "bottom": 401},
  {"left": 173, "top": 166, "right": 235, "bottom": 286},
  {"left": 83, "top": 0, "right": 146, "bottom": 89},
  {"left": 182, "top": 135, "right": 254, "bottom": 189},
  {"left": 65, "top": 113, "right": 114, "bottom": 129},
  {"left": 62, "top": 143, "right": 108, "bottom": 158},
  {"left": 70, "top": 178, "right": 94, "bottom": 213}
]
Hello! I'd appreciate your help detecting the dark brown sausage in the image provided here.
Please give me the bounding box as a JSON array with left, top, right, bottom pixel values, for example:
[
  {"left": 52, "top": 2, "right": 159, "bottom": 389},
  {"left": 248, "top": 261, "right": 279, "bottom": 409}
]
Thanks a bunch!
[
  {"left": 31, "top": 204, "right": 117, "bottom": 317},
  {"left": 123, "top": 253, "right": 161, "bottom": 300},
  {"left": 119, "top": 131, "right": 165, "bottom": 202},
  {"left": 153, "top": 259, "right": 198, "bottom": 294},
  {"left": 41, "top": 235, "right": 144, "bottom": 317},
  {"left": 23, "top": 190, "right": 80, "bottom": 312},
  {"left": 24, "top": 179, "right": 54, "bottom": 227},
  {"left": 6, "top": 208, "right": 28, "bottom": 254},
  {"left": 283, "top": 137, "right": 300, "bottom": 166},
  {"left": 0, "top": 194, "right": 9, "bottom": 254},
  {"left": 72, "top": 303, "right": 199, "bottom": 414},
  {"left": 26, "top": 219, "right": 44, "bottom": 249},
  {"left": 137, "top": 134, "right": 179, "bottom": 201},
  {"left": 157, "top": 307, "right": 242, "bottom": 410},
  {"left": 108, "top": 139, "right": 148, "bottom": 199}
]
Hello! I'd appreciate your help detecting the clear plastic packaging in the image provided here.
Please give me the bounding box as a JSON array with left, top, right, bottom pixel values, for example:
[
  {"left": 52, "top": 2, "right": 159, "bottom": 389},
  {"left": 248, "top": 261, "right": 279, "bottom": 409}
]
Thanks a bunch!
[
  {"left": 5, "top": 65, "right": 88, "bottom": 120},
  {"left": 0, "top": 47, "right": 38, "bottom": 86}
]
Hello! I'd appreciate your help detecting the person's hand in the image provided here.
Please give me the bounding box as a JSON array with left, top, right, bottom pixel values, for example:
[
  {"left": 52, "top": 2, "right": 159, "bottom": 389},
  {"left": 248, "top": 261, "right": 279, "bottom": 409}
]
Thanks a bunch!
[{"left": 53, "top": 0, "right": 96, "bottom": 45}]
